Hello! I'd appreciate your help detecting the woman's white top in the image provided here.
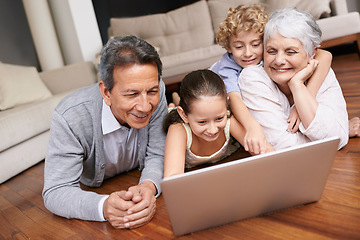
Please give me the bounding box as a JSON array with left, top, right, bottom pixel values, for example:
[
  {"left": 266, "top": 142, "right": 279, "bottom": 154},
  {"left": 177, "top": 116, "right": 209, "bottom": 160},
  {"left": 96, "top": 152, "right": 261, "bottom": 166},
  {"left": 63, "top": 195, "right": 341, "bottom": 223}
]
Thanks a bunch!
[{"left": 238, "top": 64, "right": 349, "bottom": 150}]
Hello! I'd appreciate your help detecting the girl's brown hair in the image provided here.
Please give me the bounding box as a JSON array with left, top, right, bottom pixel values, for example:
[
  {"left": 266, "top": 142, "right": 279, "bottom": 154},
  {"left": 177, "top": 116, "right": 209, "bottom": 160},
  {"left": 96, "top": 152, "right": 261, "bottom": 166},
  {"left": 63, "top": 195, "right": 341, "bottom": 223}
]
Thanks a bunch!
[{"left": 163, "top": 70, "right": 228, "bottom": 132}]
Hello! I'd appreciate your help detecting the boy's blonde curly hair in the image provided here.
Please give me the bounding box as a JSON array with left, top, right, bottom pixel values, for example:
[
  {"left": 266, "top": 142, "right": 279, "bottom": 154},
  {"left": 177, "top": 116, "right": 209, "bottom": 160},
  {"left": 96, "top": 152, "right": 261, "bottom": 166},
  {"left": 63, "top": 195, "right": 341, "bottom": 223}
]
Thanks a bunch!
[{"left": 216, "top": 4, "right": 268, "bottom": 49}]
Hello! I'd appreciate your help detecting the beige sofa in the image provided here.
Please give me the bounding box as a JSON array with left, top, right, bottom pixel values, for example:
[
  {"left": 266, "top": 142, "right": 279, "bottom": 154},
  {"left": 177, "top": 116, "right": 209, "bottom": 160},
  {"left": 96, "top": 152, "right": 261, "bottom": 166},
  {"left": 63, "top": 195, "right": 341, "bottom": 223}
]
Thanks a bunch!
[
  {"left": 108, "top": 0, "right": 360, "bottom": 85},
  {"left": 0, "top": 61, "right": 97, "bottom": 184}
]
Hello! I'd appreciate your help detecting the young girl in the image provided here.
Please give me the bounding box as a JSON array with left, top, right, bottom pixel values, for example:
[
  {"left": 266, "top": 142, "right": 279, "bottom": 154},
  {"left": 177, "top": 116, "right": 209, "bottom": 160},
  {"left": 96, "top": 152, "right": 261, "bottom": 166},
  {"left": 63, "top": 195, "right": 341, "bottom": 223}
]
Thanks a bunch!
[
  {"left": 211, "top": 4, "right": 336, "bottom": 149},
  {"left": 163, "top": 69, "right": 274, "bottom": 178}
]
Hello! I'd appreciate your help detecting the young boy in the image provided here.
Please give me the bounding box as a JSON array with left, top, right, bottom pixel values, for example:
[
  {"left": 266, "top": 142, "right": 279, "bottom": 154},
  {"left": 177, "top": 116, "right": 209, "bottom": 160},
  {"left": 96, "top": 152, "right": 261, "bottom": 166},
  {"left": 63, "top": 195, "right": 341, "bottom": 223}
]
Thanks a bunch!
[{"left": 211, "top": 4, "right": 336, "bottom": 152}]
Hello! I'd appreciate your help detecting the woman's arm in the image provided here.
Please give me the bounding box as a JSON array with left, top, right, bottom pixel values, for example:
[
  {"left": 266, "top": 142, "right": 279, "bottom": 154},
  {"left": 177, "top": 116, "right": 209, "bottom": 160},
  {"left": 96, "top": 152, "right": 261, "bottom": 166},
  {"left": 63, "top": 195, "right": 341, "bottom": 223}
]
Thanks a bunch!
[
  {"left": 228, "top": 91, "right": 267, "bottom": 154},
  {"left": 163, "top": 123, "right": 188, "bottom": 178},
  {"left": 286, "top": 49, "right": 332, "bottom": 132},
  {"left": 288, "top": 60, "right": 319, "bottom": 129}
]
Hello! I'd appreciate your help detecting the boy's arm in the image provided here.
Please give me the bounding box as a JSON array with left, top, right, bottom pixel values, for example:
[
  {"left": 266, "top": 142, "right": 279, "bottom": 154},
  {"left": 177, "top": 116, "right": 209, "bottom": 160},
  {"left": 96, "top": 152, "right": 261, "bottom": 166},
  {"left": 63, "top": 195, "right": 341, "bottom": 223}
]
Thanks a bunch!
[
  {"left": 307, "top": 49, "right": 332, "bottom": 96},
  {"left": 228, "top": 91, "right": 267, "bottom": 154},
  {"left": 229, "top": 115, "right": 275, "bottom": 155}
]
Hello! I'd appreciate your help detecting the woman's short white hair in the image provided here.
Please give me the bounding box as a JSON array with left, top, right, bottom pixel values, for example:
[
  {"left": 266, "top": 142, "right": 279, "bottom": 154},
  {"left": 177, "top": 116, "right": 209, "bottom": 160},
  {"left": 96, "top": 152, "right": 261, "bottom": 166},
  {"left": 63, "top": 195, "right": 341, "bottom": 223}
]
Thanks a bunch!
[{"left": 264, "top": 8, "right": 322, "bottom": 57}]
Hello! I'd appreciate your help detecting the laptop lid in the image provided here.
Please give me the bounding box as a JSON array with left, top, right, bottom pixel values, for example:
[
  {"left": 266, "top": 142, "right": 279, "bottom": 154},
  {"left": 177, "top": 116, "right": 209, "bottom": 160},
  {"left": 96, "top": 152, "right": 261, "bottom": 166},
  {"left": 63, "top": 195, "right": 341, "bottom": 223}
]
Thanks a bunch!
[{"left": 161, "top": 137, "right": 339, "bottom": 236}]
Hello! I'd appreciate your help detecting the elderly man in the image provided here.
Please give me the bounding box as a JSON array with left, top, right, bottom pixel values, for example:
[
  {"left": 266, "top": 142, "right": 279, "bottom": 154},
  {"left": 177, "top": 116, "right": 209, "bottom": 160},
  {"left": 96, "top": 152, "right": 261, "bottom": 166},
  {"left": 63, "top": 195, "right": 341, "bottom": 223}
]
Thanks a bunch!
[{"left": 43, "top": 36, "right": 167, "bottom": 229}]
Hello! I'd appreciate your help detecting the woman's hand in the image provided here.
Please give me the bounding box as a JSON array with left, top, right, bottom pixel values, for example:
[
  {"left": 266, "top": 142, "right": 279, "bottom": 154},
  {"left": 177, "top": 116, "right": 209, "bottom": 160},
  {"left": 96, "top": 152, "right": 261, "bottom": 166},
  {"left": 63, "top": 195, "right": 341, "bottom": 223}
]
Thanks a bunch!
[{"left": 289, "top": 59, "right": 318, "bottom": 86}]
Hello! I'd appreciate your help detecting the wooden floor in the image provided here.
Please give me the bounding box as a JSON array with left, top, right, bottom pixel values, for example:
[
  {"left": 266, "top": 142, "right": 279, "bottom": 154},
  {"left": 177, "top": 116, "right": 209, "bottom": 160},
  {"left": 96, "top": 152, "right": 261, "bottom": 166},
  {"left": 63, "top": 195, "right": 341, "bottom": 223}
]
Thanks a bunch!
[{"left": 1, "top": 50, "right": 360, "bottom": 239}]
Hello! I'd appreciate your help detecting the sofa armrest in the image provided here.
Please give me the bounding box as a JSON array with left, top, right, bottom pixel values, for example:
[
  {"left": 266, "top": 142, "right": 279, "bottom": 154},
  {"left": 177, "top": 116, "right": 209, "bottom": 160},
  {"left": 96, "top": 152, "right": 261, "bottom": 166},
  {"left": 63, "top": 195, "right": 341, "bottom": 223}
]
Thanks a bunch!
[
  {"left": 330, "top": 0, "right": 348, "bottom": 16},
  {"left": 318, "top": 12, "right": 360, "bottom": 41},
  {"left": 39, "top": 61, "right": 97, "bottom": 95}
]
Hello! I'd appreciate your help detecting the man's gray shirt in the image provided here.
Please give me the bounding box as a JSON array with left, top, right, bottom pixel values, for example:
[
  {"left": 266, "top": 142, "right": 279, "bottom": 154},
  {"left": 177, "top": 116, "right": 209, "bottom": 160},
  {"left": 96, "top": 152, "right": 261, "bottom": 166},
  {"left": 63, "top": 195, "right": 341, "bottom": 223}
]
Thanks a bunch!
[{"left": 42, "top": 81, "right": 167, "bottom": 221}]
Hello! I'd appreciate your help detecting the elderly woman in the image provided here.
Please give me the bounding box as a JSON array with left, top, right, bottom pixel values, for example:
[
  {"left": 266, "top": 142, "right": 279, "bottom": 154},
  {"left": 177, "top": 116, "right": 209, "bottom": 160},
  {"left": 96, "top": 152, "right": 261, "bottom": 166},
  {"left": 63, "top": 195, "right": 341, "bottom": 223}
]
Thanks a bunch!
[{"left": 238, "top": 8, "right": 349, "bottom": 150}]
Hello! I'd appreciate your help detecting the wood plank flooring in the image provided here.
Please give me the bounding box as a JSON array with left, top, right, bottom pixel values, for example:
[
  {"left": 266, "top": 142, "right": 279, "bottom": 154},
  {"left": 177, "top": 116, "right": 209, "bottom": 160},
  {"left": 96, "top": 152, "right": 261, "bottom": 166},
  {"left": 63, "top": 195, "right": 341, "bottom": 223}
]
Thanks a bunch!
[{"left": 0, "top": 50, "right": 359, "bottom": 239}]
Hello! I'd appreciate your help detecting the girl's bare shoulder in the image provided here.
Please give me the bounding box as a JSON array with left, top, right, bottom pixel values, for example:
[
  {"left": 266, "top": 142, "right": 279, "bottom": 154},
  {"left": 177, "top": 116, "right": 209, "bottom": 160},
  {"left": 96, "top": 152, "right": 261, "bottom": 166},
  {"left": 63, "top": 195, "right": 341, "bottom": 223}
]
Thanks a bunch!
[{"left": 168, "top": 123, "right": 187, "bottom": 137}]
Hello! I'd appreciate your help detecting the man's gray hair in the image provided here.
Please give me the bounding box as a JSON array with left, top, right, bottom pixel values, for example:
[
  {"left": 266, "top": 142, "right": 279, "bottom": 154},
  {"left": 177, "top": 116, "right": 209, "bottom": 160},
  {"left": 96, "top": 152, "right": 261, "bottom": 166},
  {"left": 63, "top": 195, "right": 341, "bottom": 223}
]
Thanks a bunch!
[{"left": 99, "top": 35, "right": 162, "bottom": 92}]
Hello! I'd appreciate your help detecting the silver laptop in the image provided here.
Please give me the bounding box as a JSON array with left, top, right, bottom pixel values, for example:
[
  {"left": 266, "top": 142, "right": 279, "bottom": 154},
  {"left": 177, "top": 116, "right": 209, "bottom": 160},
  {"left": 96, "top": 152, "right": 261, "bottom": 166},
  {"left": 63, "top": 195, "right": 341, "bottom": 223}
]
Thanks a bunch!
[{"left": 161, "top": 137, "right": 339, "bottom": 236}]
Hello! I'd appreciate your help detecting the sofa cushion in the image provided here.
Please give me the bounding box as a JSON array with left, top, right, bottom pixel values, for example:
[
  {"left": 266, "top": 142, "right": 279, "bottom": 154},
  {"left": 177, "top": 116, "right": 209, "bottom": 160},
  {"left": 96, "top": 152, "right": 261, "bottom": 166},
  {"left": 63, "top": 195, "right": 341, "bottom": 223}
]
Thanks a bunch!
[
  {"left": 162, "top": 45, "right": 226, "bottom": 81},
  {"left": 110, "top": 0, "right": 214, "bottom": 57},
  {"left": 40, "top": 61, "right": 97, "bottom": 95},
  {"left": 0, "top": 131, "right": 49, "bottom": 184},
  {"left": 265, "top": 0, "right": 331, "bottom": 20},
  {"left": 207, "top": 0, "right": 264, "bottom": 34},
  {"left": 0, "top": 91, "right": 69, "bottom": 152},
  {"left": 0, "top": 63, "right": 52, "bottom": 111}
]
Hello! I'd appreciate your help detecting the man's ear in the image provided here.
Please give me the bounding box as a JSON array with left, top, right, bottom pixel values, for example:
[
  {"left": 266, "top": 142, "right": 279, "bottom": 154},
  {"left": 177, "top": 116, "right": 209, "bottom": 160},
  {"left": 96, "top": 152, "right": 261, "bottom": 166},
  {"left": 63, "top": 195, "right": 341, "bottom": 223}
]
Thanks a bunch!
[
  {"left": 98, "top": 81, "right": 111, "bottom": 106},
  {"left": 226, "top": 47, "right": 232, "bottom": 54},
  {"left": 177, "top": 106, "right": 189, "bottom": 123}
]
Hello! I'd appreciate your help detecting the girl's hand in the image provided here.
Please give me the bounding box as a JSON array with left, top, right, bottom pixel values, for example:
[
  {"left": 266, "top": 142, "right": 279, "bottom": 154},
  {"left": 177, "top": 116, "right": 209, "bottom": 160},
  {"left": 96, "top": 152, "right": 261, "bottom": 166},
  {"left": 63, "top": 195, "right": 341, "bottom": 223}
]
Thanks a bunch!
[{"left": 287, "top": 107, "right": 301, "bottom": 133}]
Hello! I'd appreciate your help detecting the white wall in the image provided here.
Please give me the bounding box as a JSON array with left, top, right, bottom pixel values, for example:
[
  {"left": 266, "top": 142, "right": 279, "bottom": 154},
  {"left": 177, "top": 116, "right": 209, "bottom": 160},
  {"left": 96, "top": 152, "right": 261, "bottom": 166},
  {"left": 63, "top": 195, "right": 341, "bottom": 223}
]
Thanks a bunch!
[
  {"left": 23, "top": 0, "right": 103, "bottom": 69},
  {"left": 22, "top": 0, "right": 64, "bottom": 71},
  {"left": 49, "top": 0, "right": 103, "bottom": 65}
]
